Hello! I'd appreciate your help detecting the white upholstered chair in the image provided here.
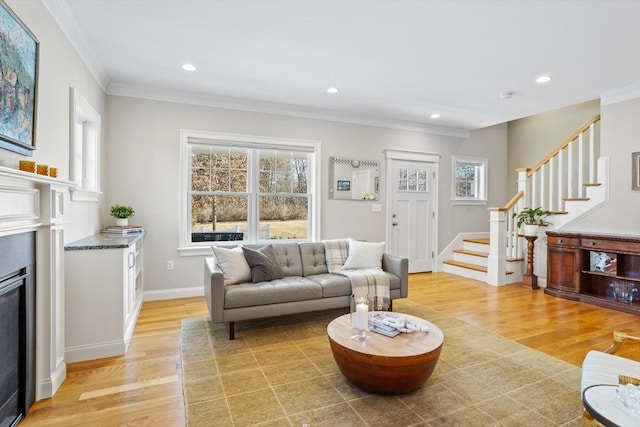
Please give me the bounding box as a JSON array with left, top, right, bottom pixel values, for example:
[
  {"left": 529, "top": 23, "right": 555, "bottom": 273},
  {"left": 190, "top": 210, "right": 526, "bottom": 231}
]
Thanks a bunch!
[{"left": 581, "top": 331, "right": 640, "bottom": 426}]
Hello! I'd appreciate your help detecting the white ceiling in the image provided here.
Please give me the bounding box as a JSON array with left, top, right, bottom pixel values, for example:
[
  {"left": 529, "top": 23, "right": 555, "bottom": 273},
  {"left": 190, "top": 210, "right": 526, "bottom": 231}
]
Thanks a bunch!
[{"left": 45, "top": 0, "right": 640, "bottom": 136}]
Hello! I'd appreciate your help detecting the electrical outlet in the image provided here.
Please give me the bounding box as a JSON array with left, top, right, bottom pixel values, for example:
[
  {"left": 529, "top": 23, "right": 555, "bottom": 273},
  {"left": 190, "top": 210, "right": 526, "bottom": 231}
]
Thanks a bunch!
[{"left": 167, "top": 260, "right": 174, "bottom": 271}]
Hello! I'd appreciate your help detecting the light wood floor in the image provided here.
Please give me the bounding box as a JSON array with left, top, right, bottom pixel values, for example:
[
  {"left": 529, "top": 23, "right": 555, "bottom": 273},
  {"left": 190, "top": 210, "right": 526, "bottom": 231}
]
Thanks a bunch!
[{"left": 22, "top": 272, "right": 639, "bottom": 426}]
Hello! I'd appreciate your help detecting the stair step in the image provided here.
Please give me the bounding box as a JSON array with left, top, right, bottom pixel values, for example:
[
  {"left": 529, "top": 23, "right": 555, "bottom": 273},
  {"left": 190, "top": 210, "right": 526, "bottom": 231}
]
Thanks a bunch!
[
  {"left": 564, "top": 197, "right": 590, "bottom": 201},
  {"left": 453, "top": 249, "right": 488, "bottom": 258},
  {"left": 463, "top": 238, "right": 489, "bottom": 245},
  {"left": 443, "top": 260, "right": 514, "bottom": 275}
]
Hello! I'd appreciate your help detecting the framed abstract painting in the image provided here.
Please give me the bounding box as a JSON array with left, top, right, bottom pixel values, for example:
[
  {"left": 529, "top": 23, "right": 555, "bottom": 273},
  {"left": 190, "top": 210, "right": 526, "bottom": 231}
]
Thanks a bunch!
[{"left": 0, "top": 0, "right": 39, "bottom": 156}]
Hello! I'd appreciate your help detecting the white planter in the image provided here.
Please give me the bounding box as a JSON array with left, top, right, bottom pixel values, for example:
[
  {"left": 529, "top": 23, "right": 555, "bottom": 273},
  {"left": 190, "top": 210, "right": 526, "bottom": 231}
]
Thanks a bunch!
[
  {"left": 522, "top": 224, "right": 538, "bottom": 236},
  {"left": 116, "top": 218, "right": 129, "bottom": 227}
]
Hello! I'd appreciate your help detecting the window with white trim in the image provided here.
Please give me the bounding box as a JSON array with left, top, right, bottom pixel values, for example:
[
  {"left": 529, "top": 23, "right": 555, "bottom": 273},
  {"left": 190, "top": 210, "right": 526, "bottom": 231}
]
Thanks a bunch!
[
  {"left": 180, "top": 130, "right": 319, "bottom": 253},
  {"left": 452, "top": 156, "right": 487, "bottom": 204},
  {"left": 69, "top": 87, "right": 101, "bottom": 202}
]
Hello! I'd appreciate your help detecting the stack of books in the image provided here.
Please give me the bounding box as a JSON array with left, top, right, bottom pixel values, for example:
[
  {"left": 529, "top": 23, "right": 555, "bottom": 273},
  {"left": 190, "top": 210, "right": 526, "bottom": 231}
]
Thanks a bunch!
[
  {"left": 368, "top": 313, "right": 401, "bottom": 338},
  {"left": 102, "top": 225, "right": 144, "bottom": 235}
]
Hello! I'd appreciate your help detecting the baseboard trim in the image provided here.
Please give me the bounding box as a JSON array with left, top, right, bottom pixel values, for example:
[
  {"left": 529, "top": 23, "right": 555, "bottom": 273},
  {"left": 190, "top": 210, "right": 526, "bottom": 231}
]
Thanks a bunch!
[
  {"left": 65, "top": 340, "right": 126, "bottom": 363},
  {"left": 143, "top": 286, "right": 204, "bottom": 301}
]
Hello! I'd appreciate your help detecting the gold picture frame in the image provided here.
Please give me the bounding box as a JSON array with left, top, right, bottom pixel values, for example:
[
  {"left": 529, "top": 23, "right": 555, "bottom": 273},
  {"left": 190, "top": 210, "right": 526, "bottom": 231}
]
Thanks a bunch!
[{"left": 633, "top": 152, "right": 640, "bottom": 191}]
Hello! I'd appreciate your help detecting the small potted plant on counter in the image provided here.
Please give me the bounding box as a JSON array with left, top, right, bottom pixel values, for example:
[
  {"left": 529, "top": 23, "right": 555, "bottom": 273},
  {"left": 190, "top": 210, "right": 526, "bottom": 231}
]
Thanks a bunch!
[
  {"left": 514, "top": 207, "right": 550, "bottom": 236},
  {"left": 110, "top": 204, "right": 135, "bottom": 227}
]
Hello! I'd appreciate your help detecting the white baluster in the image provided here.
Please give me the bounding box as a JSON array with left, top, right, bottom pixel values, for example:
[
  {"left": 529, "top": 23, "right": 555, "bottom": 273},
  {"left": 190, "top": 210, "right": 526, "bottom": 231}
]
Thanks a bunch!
[
  {"left": 567, "top": 139, "right": 574, "bottom": 199},
  {"left": 578, "top": 133, "right": 585, "bottom": 198},
  {"left": 558, "top": 147, "right": 565, "bottom": 212},
  {"left": 589, "top": 123, "right": 596, "bottom": 183}
]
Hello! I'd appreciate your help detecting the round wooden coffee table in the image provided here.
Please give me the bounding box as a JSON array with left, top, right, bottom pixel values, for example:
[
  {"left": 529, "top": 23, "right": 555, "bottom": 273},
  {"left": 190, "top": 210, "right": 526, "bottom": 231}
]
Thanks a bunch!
[{"left": 327, "top": 312, "right": 444, "bottom": 394}]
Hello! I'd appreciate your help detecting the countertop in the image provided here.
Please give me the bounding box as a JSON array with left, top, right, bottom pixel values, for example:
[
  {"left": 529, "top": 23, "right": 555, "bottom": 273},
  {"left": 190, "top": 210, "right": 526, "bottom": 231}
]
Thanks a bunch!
[{"left": 65, "top": 232, "right": 144, "bottom": 250}]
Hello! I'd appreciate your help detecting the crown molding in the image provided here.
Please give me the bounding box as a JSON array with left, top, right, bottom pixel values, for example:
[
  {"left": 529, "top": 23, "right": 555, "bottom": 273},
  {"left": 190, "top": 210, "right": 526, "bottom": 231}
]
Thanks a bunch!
[
  {"left": 42, "top": 0, "right": 110, "bottom": 91},
  {"left": 601, "top": 83, "right": 640, "bottom": 105},
  {"left": 106, "top": 82, "right": 470, "bottom": 139}
]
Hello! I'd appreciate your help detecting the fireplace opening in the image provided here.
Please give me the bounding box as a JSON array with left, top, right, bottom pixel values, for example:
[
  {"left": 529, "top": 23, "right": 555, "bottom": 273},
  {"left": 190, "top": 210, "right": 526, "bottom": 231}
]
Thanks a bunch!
[{"left": 0, "top": 233, "right": 35, "bottom": 427}]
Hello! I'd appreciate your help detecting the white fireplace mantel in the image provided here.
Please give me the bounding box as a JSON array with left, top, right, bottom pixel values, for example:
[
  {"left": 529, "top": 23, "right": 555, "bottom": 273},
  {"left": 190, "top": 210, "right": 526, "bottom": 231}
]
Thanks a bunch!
[{"left": 0, "top": 166, "right": 76, "bottom": 400}]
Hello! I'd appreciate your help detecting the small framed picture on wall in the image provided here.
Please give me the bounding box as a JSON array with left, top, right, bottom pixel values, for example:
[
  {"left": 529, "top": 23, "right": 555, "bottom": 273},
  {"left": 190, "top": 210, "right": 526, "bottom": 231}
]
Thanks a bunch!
[
  {"left": 633, "top": 152, "right": 640, "bottom": 191},
  {"left": 337, "top": 180, "right": 351, "bottom": 191}
]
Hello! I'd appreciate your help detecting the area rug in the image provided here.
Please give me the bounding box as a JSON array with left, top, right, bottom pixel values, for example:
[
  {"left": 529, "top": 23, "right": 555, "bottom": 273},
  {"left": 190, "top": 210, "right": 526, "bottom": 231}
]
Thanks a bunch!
[{"left": 181, "top": 300, "right": 582, "bottom": 426}]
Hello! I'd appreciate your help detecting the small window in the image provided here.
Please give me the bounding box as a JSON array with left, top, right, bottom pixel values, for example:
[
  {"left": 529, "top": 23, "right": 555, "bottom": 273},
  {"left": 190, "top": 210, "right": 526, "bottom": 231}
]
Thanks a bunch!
[
  {"left": 69, "top": 88, "right": 101, "bottom": 202},
  {"left": 452, "top": 156, "right": 487, "bottom": 204}
]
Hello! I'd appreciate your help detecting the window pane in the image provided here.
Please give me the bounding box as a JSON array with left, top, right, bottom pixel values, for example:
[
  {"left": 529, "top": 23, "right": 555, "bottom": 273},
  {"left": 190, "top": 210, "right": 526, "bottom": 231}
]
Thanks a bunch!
[
  {"left": 192, "top": 145, "right": 211, "bottom": 169},
  {"left": 230, "top": 169, "right": 247, "bottom": 192},
  {"left": 191, "top": 167, "right": 211, "bottom": 191},
  {"left": 418, "top": 171, "right": 428, "bottom": 192},
  {"left": 259, "top": 195, "right": 308, "bottom": 239},
  {"left": 191, "top": 195, "right": 248, "bottom": 241},
  {"left": 291, "top": 155, "right": 308, "bottom": 193},
  {"left": 211, "top": 170, "right": 229, "bottom": 191},
  {"left": 259, "top": 171, "right": 274, "bottom": 192}
]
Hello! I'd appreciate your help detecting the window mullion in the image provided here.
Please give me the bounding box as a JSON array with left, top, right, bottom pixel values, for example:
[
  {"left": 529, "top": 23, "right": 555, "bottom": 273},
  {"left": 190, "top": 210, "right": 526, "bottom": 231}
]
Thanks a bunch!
[{"left": 248, "top": 149, "right": 259, "bottom": 242}]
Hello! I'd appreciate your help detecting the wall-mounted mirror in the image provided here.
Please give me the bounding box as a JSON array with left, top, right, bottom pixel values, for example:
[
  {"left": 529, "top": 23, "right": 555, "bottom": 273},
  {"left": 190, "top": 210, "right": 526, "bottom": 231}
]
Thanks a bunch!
[{"left": 329, "top": 157, "right": 379, "bottom": 200}]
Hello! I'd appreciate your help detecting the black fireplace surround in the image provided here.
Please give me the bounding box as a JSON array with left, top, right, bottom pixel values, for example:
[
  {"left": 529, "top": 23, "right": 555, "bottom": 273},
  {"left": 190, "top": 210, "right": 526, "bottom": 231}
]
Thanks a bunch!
[{"left": 0, "top": 233, "right": 35, "bottom": 427}]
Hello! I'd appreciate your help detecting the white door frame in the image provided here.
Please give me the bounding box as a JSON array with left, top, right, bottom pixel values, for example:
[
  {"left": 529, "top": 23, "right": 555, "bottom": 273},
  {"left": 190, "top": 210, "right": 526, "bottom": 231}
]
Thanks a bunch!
[{"left": 384, "top": 149, "right": 440, "bottom": 271}]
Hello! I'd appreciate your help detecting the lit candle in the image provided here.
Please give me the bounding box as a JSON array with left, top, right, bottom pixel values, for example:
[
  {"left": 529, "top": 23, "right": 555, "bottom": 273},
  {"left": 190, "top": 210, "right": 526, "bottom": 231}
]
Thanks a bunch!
[{"left": 356, "top": 302, "right": 368, "bottom": 330}]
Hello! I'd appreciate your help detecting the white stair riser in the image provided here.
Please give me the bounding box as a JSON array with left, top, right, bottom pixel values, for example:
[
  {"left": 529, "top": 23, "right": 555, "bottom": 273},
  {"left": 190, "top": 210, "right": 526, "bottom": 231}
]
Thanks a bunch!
[
  {"left": 453, "top": 252, "right": 488, "bottom": 267},
  {"left": 442, "top": 263, "right": 487, "bottom": 282},
  {"left": 462, "top": 242, "right": 490, "bottom": 254}
]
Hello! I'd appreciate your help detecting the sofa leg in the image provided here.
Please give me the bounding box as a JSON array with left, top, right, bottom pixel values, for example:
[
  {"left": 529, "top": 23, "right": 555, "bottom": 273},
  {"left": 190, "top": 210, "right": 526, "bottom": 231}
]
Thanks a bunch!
[{"left": 229, "top": 322, "right": 235, "bottom": 340}]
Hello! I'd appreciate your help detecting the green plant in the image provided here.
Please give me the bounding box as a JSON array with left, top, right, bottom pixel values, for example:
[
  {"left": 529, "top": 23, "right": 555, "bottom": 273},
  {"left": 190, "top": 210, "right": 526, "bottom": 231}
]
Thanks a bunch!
[
  {"left": 109, "top": 204, "right": 135, "bottom": 219},
  {"left": 514, "top": 207, "right": 550, "bottom": 228}
]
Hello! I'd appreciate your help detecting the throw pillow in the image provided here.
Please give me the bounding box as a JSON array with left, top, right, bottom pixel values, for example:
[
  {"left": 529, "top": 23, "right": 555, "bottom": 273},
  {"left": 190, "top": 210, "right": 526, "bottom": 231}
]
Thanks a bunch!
[
  {"left": 242, "top": 245, "right": 284, "bottom": 283},
  {"left": 212, "top": 246, "right": 252, "bottom": 285},
  {"left": 342, "top": 239, "right": 386, "bottom": 269}
]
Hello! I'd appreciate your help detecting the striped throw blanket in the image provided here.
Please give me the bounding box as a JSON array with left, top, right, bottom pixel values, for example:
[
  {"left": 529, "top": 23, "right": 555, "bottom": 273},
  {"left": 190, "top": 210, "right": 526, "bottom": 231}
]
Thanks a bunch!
[{"left": 322, "top": 239, "right": 390, "bottom": 310}]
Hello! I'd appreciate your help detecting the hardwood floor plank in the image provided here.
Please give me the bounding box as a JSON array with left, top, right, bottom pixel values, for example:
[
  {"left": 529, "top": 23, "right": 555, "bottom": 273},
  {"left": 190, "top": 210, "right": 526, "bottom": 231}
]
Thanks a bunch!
[{"left": 21, "top": 272, "right": 639, "bottom": 426}]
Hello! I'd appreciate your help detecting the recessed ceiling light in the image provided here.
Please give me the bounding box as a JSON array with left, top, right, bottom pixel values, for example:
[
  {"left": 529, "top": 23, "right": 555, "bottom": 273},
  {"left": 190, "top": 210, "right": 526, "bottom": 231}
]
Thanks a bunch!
[
  {"left": 430, "top": 113, "right": 440, "bottom": 119},
  {"left": 327, "top": 87, "right": 339, "bottom": 94},
  {"left": 536, "top": 75, "right": 552, "bottom": 83},
  {"left": 182, "top": 63, "right": 196, "bottom": 72}
]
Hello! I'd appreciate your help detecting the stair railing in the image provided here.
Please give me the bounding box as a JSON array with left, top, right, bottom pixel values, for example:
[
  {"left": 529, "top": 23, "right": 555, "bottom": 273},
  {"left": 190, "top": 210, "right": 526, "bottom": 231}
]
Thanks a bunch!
[{"left": 487, "top": 114, "right": 601, "bottom": 286}]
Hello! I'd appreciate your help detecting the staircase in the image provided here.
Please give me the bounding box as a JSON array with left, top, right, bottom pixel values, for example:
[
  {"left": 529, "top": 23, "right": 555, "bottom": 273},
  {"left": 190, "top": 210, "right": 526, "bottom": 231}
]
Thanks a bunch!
[{"left": 442, "top": 115, "right": 606, "bottom": 286}]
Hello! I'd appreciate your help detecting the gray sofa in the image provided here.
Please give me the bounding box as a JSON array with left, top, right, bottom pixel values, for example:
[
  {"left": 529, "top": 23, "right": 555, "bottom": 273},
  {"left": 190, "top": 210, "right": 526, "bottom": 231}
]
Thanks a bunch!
[{"left": 204, "top": 242, "right": 408, "bottom": 339}]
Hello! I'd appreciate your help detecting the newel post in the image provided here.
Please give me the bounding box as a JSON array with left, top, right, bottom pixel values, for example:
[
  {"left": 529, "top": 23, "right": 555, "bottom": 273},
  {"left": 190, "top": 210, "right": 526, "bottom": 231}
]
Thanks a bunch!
[{"left": 487, "top": 208, "right": 507, "bottom": 286}]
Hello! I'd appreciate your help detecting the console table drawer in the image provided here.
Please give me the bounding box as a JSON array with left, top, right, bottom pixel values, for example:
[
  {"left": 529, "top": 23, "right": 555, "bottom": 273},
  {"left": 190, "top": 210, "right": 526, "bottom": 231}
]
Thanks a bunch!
[
  {"left": 548, "top": 235, "right": 580, "bottom": 246},
  {"left": 581, "top": 238, "right": 640, "bottom": 253}
]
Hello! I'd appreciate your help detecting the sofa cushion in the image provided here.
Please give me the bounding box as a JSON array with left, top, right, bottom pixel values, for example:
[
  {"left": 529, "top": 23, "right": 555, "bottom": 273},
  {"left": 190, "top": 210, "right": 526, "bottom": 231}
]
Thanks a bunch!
[
  {"left": 300, "top": 242, "right": 328, "bottom": 276},
  {"left": 224, "top": 277, "right": 323, "bottom": 308},
  {"left": 242, "top": 245, "right": 284, "bottom": 283},
  {"left": 306, "top": 273, "right": 351, "bottom": 298},
  {"left": 343, "top": 239, "right": 386, "bottom": 269},
  {"left": 271, "top": 243, "right": 303, "bottom": 277},
  {"left": 212, "top": 246, "right": 251, "bottom": 285}
]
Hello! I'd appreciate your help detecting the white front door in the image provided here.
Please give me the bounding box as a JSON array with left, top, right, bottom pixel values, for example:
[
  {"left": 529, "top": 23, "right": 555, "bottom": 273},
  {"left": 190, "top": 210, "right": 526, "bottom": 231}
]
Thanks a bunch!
[{"left": 386, "top": 153, "right": 438, "bottom": 273}]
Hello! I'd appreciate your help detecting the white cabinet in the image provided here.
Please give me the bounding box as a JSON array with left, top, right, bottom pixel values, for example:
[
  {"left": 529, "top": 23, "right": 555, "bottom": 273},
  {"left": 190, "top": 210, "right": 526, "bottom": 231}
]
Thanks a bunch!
[{"left": 64, "top": 234, "right": 144, "bottom": 362}]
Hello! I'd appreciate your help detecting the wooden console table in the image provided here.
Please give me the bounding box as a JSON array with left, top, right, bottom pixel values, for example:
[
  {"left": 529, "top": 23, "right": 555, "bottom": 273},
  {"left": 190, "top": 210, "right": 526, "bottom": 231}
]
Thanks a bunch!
[{"left": 546, "top": 231, "right": 640, "bottom": 315}]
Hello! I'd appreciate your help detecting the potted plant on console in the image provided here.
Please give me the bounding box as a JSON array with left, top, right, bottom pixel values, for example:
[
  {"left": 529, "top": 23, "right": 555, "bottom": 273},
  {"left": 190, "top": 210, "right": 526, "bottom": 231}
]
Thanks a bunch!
[
  {"left": 110, "top": 204, "right": 135, "bottom": 227},
  {"left": 515, "top": 207, "right": 550, "bottom": 236}
]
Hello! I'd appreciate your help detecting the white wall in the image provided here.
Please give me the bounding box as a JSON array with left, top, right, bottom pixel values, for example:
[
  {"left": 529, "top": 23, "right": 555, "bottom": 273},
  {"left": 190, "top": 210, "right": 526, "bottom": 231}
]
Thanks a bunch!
[
  {"left": 563, "top": 96, "right": 640, "bottom": 235},
  {"left": 105, "top": 95, "right": 508, "bottom": 295},
  {"left": 0, "top": 0, "right": 105, "bottom": 243}
]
